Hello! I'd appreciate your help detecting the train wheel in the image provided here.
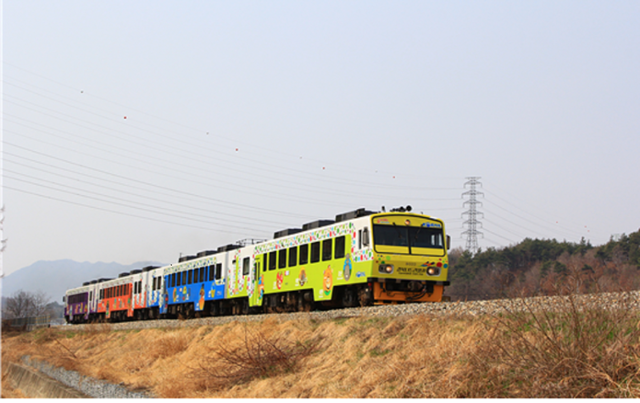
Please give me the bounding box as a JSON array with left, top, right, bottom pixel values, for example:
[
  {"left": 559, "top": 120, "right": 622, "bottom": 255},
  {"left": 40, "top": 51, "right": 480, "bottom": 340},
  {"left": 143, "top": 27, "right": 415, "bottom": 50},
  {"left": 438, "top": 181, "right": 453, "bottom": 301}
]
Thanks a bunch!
[
  {"left": 341, "top": 287, "right": 358, "bottom": 307},
  {"left": 210, "top": 301, "right": 220, "bottom": 317},
  {"left": 358, "top": 285, "right": 372, "bottom": 306}
]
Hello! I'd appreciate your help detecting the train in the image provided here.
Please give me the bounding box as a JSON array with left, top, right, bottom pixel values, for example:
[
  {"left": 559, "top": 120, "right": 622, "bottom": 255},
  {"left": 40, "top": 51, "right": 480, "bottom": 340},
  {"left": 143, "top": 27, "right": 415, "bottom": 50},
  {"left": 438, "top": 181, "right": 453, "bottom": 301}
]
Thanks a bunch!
[{"left": 63, "top": 207, "right": 450, "bottom": 324}]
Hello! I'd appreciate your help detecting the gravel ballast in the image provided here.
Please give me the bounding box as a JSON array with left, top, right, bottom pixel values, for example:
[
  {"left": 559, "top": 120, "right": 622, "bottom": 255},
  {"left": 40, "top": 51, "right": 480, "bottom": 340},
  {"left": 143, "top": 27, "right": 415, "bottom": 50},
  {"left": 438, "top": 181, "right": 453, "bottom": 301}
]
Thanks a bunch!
[{"left": 20, "top": 356, "right": 153, "bottom": 399}]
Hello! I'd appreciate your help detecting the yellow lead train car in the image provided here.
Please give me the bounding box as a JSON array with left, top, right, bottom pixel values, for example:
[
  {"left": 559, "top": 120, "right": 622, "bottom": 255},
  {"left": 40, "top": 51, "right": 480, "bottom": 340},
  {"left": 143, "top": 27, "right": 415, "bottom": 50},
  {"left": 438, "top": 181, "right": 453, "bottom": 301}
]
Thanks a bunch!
[{"left": 225, "top": 207, "right": 450, "bottom": 313}]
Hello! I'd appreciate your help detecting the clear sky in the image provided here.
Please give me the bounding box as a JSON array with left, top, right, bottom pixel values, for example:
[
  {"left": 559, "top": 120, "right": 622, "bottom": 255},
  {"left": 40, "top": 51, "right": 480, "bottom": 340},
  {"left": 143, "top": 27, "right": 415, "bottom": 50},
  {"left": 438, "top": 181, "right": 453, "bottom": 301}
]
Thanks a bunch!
[{"left": 3, "top": 1, "right": 639, "bottom": 276}]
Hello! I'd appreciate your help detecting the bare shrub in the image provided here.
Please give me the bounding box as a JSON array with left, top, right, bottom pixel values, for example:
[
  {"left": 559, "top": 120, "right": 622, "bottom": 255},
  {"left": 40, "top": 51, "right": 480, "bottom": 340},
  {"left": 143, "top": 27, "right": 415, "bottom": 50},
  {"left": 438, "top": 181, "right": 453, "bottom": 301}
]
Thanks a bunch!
[{"left": 193, "top": 326, "right": 320, "bottom": 390}]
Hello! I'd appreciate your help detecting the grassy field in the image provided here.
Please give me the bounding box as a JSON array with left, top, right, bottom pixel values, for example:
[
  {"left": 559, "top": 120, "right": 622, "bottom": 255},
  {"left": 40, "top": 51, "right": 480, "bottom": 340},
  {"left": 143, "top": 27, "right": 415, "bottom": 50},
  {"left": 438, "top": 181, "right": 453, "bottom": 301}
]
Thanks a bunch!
[{"left": 3, "top": 295, "right": 640, "bottom": 398}]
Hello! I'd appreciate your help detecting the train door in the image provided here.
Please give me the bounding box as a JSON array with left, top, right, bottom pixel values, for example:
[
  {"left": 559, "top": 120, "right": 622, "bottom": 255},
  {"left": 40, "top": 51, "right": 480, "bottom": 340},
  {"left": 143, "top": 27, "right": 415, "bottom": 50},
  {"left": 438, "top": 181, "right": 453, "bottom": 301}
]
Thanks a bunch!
[
  {"left": 159, "top": 273, "right": 168, "bottom": 315},
  {"left": 249, "top": 254, "right": 264, "bottom": 307}
]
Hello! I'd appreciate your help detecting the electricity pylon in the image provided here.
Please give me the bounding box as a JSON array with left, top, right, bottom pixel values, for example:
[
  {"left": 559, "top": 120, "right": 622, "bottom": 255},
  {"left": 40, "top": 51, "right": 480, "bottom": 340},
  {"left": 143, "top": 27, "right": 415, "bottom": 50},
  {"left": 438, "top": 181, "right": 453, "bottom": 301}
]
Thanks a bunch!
[{"left": 462, "top": 177, "right": 484, "bottom": 254}]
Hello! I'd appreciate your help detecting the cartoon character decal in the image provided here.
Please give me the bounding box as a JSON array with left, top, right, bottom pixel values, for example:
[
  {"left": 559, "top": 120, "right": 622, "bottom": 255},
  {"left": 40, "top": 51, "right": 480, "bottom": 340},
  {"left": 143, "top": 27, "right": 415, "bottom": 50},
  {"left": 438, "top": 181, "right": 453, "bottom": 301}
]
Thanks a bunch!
[
  {"left": 198, "top": 284, "right": 205, "bottom": 311},
  {"left": 257, "top": 275, "right": 264, "bottom": 304},
  {"left": 298, "top": 268, "right": 307, "bottom": 287},
  {"left": 343, "top": 254, "right": 352, "bottom": 281},
  {"left": 323, "top": 266, "right": 333, "bottom": 296},
  {"left": 276, "top": 272, "right": 284, "bottom": 290}
]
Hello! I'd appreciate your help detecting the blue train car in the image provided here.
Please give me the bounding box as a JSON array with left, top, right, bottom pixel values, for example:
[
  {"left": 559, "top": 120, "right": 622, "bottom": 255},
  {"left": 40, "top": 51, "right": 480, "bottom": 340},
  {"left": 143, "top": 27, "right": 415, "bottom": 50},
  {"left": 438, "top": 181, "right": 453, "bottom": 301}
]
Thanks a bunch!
[{"left": 160, "top": 249, "right": 228, "bottom": 317}]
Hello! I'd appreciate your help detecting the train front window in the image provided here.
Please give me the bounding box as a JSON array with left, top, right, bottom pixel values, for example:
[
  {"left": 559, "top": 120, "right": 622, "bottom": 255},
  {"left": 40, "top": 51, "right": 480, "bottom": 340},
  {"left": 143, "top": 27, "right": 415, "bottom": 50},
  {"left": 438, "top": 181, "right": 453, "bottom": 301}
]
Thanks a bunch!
[
  {"left": 408, "top": 227, "right": 444, "bottom": 249},
  {"left": 373, "top": 224, "right": 445, "bottom": 255},
  {"left": 373, "top": 225, "right": 408, "bottom": 247}
]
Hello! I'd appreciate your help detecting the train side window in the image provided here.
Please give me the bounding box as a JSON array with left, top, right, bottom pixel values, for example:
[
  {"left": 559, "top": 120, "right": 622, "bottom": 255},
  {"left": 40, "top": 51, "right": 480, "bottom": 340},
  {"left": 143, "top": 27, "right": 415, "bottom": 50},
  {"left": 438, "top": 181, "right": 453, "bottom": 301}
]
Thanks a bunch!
[
  {"left": 209, "top": 265, "right": 215, "bottom": 281},
  {"left": 335, "top": 236, "right": 346, "bottom": 259},
  {"left": 188, "top": 270, "right": 193, "bottom": 285},
  {"left": 263, "top": 254, "right": 268, "bottom": 272},
  {"left": 172, "top": 273, "right": 176, "bottom": 287},
  {"left": 269, "top": 251, "right": 277, "bottom": 270},
  {"left": 138, "top": 281, "right": 142, "bottom": 293},
  {"left": 300, "top": 244, "right": 309, "bottom": 265},
  {"left": 90, "top": 291, "right": 93, "bottom": 301},
  {"left": 100, "top": 289, "right": 103, "bottom": 299},
  {"left": 288, "top": 246, "right": 298, "bottom": 267},
  {"left": 311, "top": 241, "right": 321, "bottom": 263},
  {"left": 243, "top": 257, "right": 250, "bottom": 276},
  {"left": 358, "top": 230, "right": 362, "bottom": 249},
  {"left": 182, "top": 271, "right": 187, "bottom": 286},
  {"left": 200, "top": 267, "right": 206, "bottom": 282},
  {"left": 177, "top": 272, "right": 182, "bottom": 287},
  {"left": 362, "top": 227, "right": 370, "bottom": 246},
  {"left": 322, "top": 239, "right": 332, "bottom": 261},
  {"left": 215, "top": 263, "right": 222, "bottom": 280},
  {"left": 193, "top": 268, "right": 199, "bottom": 283},
  {"left": 278, "top": 249, "right": 287, "bottom": 269}
]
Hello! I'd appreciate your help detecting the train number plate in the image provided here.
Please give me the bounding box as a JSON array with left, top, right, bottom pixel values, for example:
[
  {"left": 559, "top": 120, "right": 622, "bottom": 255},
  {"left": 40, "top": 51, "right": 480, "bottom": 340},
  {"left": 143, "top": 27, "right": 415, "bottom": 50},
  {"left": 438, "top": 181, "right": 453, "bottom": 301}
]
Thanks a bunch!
[{"left": 397, "top": 267, "right": 427, "bottom": 276}]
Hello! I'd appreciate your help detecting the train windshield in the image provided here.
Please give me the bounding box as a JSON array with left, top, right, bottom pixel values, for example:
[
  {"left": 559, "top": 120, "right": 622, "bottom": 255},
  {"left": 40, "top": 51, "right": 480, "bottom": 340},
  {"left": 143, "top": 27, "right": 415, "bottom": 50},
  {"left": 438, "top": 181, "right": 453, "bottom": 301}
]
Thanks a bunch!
[{"left": 373, "top": 224, "right": 444, "bottom": 255}]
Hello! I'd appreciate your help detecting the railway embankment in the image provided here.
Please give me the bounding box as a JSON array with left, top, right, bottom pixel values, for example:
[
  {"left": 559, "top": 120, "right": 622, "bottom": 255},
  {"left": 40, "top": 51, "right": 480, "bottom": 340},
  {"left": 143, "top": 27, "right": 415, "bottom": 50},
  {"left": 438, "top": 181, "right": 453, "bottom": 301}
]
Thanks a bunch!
[{"left": 3, "top": 290, "right": 640, "bottom": 398}]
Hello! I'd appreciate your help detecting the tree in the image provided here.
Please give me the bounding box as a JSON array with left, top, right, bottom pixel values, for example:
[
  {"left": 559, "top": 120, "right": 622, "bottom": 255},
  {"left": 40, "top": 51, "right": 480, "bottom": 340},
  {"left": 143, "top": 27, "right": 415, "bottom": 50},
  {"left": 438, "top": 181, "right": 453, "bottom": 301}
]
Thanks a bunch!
[{"left": 2, "top": 290, "right": 52, "bottom": 319}]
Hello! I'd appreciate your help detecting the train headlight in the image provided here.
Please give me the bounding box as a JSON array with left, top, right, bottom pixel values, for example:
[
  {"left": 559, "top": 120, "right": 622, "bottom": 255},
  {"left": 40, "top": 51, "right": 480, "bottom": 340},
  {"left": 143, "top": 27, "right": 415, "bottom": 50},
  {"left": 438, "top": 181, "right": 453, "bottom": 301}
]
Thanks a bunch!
[
  {"left": 379, "top": 264, "right": 394, "bottom": 274},
  {"left": 427, "top": 267, "right": 441, "bottom": 276}
]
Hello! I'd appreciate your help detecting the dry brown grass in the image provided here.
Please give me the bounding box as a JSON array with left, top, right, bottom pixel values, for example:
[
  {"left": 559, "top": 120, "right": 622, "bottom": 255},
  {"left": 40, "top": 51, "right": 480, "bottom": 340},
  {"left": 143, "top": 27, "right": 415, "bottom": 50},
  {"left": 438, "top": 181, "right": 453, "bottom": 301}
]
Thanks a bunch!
[{"left": 2, "top": 299, "right": 640, "bottom": 398}]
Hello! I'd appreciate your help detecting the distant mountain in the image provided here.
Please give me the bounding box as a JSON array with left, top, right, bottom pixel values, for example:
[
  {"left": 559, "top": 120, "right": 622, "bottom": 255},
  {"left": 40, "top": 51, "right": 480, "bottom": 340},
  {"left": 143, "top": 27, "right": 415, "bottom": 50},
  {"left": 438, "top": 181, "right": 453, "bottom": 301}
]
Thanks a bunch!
[{"left": 2, "top": 260, "right": 167, "bottom": 305}]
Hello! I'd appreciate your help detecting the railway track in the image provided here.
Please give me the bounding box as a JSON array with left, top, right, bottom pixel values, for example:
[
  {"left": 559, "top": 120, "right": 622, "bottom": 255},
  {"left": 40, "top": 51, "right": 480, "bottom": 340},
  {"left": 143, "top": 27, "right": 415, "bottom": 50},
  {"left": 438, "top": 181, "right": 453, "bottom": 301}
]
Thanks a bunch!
[{"left": 59, "top": 290, "right": 640, "bottom": 332}]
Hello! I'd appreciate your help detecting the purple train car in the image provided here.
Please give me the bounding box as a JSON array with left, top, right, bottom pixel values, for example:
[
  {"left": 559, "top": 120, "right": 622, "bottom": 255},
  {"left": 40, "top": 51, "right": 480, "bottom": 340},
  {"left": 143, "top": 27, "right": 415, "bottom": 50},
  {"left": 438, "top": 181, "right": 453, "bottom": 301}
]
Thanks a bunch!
[{"left": 64, "top": 283, "right": 91, "bottom": 324}]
